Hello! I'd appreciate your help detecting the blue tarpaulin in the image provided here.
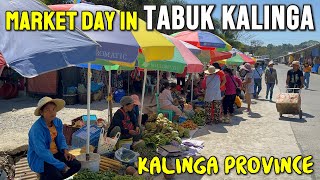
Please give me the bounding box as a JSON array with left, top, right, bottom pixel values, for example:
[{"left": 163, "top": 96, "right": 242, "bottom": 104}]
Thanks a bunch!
[{"left": 0, "top": 0, "right": 98, "bottom": 78}]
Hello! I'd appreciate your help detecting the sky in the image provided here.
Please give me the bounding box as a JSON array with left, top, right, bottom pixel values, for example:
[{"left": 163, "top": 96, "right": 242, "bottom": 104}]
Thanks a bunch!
[{"left": 186, "top": 0, "right": 320, "bottom": 46}]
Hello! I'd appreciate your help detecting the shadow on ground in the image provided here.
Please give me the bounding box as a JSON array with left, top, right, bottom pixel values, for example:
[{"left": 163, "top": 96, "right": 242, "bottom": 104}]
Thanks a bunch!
[{"left": 278, "top": 116, "right": 307, "bottom": 123}]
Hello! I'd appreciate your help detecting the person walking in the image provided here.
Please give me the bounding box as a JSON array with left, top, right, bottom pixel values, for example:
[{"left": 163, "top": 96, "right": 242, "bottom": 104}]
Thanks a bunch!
[
  {"left": 286, "top": 61, "right": 304, "bottom": 93},
  {"left": 265, "top": 61, "right": 278, "bottom": 101},
  {"left": 204, "top": 66, "right": 222, "bottom": 124},
  {"left": 303, "top": 63, "right": 312, "bottom": 89},
  {"left": 253, "top": 63, "right": 263, "bottom": 98}
]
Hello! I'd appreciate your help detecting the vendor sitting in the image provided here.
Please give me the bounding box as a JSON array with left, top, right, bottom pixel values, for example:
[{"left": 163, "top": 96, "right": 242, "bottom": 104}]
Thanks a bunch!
[
  {"left": 170, "top": 82, "right": 185, "bottom": 110},
  {"left": 27, "top": 97, "right": 81, "bottom": 180},
  {"left": 159, "top": 81, "right": 182, "bottom": 121},
  {"left": 107, "top": 96, "right": 141, "bottom": 142}
]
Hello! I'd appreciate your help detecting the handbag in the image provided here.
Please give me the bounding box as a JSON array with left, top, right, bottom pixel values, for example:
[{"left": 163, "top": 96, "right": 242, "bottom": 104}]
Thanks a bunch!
[
  {"left": 97, "top": 128, "right": 121, "bottom": 154},
  {"left": 230, "top": 75, "right": 241, "bottom": 96}
]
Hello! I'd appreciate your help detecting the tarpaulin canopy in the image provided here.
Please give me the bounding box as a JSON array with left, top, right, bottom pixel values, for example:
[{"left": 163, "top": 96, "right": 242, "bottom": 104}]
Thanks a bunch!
[{"left": 0, "top": 0, "right": 98, "bottom": 78}]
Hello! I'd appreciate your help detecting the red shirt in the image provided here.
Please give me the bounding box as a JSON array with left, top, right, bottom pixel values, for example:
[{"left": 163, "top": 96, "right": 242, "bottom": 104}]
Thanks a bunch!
[
  {"left": 217, "top": 70, "right": 226, "bottom": 91},
  {"left": 176, "top": 67, "right": 187, "bottom": 78}
]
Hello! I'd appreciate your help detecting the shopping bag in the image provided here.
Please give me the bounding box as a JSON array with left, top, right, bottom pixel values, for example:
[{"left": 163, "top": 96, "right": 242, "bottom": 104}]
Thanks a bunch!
[{"left": 97, "top": 128, "right": 120, "bottom": 155}]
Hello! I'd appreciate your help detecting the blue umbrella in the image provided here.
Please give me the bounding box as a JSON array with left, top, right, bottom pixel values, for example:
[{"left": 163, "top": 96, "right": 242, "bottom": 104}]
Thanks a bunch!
[{"left": 0, "top": 0, "right": 98, "bottom": 78}]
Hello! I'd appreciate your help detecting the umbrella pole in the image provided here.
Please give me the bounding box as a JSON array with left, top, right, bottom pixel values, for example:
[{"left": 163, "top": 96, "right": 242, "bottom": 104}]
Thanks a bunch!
[
  {"left": 86, "top": 63, "right": 92, "bottom": 161},
  {"left": 157, "top": 70, "right": 160, "bottom": 94},
  {"left": 108, "top": 70, "right": 112, "bottom": 124},
  {"left": 139, "top": 69, "right": 147, "bottom": 126},
  {"left": 191, "top": 73, "right": 194, "bottom": 102}
]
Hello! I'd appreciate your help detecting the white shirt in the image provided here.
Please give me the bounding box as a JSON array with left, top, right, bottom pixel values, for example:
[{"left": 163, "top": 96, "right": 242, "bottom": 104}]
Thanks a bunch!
[
  {"left": 245, "top": 72, "right": 254, "bottom": 94},
  {"left": 204, "top": 74, "right": 222, "bottom": 102}
]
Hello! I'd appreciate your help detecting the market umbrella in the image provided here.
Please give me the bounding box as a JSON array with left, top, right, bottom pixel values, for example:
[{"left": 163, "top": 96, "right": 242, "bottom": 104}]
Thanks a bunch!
[
  {"left": 171, "top": 30, "right": 232, "bottom": 52},
  {"left": 49, "top": 3, "right": 174, "bottom": 63},
  {"left": 49, "top": 3, "right": 175, "bottom": 159},
  {"left": 138, "top": 35, "right": 203, "bottom": 106},
  {"left": 0, "top": 0, "right": 98, "bottom": 78},
  {"left": 138, "top": 35, "right": 203, "bottom": 73},
  {"left": 196, "top": 50, "right": 232, "bottom": 65},
  {"left": 220, "top": 53, "right": 256, "bottom": 65}
]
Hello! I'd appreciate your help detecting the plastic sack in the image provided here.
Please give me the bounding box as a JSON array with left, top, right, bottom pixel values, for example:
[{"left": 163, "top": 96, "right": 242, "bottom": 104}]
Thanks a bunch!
[
  {"left": 115, "top": 147, "right": 140, "bottom": 164},
  {"left": 97, "top": 128, "right": 120, "bottom": 155}
]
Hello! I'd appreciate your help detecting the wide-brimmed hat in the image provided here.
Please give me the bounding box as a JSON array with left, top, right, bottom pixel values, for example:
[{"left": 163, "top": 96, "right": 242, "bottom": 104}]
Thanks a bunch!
[
  {"left": 268, "top": 61, "right": 275, "bottom": 66},
  {"left": 292, "top": 61, "right": 300, "bottom": 66},
  {"left": 204, "top": 66, "right": 219, "bottom": 75},
  {"left": 120, "top": 96, "right": 134, "bottom": 106},
  {"left": 34, "top": 97, "right": 65, "bottom": 116},
  {"left": 130, "top": 94, "right": 141, "bottom": 106},
  {"left": 240, "top": 63, "right": 252, "bottom": 72}
]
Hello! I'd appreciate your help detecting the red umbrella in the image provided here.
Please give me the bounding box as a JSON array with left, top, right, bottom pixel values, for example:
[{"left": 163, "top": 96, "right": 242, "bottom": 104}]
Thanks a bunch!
[{"left": 209, "top": 50, "right": 233, "bottom": 64}]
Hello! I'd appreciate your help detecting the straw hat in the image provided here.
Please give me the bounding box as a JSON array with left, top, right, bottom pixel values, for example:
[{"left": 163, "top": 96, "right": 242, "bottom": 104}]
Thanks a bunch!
[
  {"left": 34, "top": 97, "right": 65, "bottom": 116},
  {"left": 131, "top": 94, "right": 141, "bottom": 106},
  {"left": 292, "top": 61, "right": 300, "bottom": 66},
  {"left": 268, "top": 61, "right": 274, "bottom": 66},
  {"left": 240, "top": 63, "right": 252, "bottom": 72},
  {"left": 204, "top": 66, "right": 219, "bottom": 75}
]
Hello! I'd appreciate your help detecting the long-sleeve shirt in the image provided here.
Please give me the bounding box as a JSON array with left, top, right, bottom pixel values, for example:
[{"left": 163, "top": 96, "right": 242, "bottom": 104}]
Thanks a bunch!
[
  {"left": 265, "top": 68, "right": 278, "bottom": 84},
  {"left": 28, "top": 117, "right": 68, "bottom": 173},
  {"left": 159, "top": 89, "right": 174, "bottom": 108},
  {"left": 107, "top": 108, "right": 138, "bottom": 139}
]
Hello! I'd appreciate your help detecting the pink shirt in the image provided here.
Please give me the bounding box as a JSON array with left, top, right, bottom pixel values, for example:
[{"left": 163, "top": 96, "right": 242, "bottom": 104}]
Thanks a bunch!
[{"left": 225, "top": 74, "right": 242, "bottom": 95}]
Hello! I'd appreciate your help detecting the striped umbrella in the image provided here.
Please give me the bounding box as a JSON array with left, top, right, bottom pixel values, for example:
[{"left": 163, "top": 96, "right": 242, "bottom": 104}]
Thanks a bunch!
[
  {"left": 171, "top": 30, "right": 232, "bottom": 52},
  {"left": 49, "top": 3, "right": 175, "bottom": 159},
  {"left": 49, "top": 3, "right": 174, "bottom": 64}
]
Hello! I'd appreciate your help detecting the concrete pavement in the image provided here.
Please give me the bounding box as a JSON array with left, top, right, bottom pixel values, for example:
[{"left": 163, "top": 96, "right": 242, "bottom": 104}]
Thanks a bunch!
[{"left": 164, "top": 64, "right": 317, "bottom": 179}]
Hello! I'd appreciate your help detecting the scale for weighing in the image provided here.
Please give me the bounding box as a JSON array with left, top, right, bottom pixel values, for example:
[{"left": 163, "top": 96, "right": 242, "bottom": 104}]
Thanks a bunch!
[{"left": 157, "top": 145, "right": 182, "bottom": 157}]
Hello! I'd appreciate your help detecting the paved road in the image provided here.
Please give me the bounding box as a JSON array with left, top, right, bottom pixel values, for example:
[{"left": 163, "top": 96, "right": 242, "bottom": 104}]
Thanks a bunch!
[
  {"left": 276, "top": 64, "right": 320, "bottom": 180},
  {"left": 165, "top": 64, "right": 319, "bottom": 180}
]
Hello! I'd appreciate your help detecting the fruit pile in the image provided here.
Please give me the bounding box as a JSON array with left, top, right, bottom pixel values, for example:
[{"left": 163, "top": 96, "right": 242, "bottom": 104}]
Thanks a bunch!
[
  {"left": 180, "top": 120, "right": 198, "bottom": 130},
  {"left": 192, "top": 108, "right": 206, "bottom": 126},
  {"left": 142, "top": 114, "right": 190, "bottom": 146}
]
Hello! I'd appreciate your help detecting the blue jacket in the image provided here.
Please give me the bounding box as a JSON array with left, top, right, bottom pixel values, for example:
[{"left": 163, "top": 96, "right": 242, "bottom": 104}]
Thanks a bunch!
[{"left": 27, "top": 117, "right": 68, "bottom": 173}]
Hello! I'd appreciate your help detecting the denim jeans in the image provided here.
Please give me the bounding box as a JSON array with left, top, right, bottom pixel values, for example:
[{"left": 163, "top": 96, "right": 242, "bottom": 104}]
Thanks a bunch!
[
  {"left": 304, "top": 72, "right": 310, "bottom": 88},
  {"left": 254, "top": 78, "right": 262, "bottom": 97},
  {"left": 266, "top": 83, "right": 275, "bottom": 100}
]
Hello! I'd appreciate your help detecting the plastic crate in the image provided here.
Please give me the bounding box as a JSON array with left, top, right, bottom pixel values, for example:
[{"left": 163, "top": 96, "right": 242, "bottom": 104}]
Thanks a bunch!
[
  {"left": 82, "top": 115, "right": 97, "bottom": 125},
  {"left": 71, "top": 125, "right": 101, "bottom": 148}
]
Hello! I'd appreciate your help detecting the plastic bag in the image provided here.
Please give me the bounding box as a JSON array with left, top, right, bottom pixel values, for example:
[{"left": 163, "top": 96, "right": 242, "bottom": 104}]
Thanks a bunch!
[
  {"left": 115, "top": 147, "right": 140, "bottom": 164},
  {"left": 97, "top": 128, "right": 120, "bottom": 155}
]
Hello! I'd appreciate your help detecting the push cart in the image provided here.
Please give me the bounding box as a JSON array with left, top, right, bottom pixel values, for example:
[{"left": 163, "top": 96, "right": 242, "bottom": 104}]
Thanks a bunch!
[{"left": 276, "top": 88, "right": 302, "bottom": 119}]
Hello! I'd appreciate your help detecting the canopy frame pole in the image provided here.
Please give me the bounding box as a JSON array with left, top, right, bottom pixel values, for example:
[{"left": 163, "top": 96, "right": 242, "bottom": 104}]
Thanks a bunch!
[
  {"left": 86, "top": 63, "right": 92, "bottom": 161},
  {"left": 139, "top": 69, "right": 148, "bottom": 126}
]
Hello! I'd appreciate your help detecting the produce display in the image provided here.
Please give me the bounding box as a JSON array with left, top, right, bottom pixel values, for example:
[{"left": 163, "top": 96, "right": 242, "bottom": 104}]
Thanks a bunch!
[
  {"left": 142, "top": 114, "right": 189, "bottom": 146},
  {"left": 73, "top": 169, "right": 145, "bottom": 180},
  {"left": 100, "top": 157, "right": 125, "bottom": 173},
  {"left": 192, "top": 108, "right": 206, "bottom": 126},
  {"left": 135, "top": 146, "right": 159, "bottom": 160},
  {"left": 73, "top": 169, "right": 116, "bottom": 180},
  {"left": 180, "top": 120, "right": 198, "bottom": 130}
]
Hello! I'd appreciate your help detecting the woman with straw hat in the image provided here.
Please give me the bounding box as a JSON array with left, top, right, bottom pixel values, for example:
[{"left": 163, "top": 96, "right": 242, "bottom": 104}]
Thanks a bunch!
[
  {"left": 241, "top": 63, "right": 254, "bottom": 112},
  {"left": 28, "top": 97, "right": 81, "bottom": 180},
  {"left": 204, "top": 66, "right": 222, "bottom": 124}
]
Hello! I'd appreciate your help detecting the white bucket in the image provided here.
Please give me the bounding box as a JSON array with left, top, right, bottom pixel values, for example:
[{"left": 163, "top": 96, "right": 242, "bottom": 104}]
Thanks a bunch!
[{"left": 76, "top": 153, "right": 101, "bottom": 172}]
